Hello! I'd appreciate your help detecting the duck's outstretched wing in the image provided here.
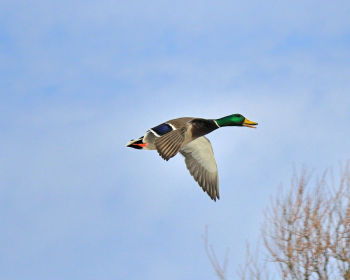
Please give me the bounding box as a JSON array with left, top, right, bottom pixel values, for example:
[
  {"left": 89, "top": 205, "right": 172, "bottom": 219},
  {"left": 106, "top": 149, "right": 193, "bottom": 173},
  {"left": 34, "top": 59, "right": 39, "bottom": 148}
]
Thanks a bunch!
[{"left": 180, "top": 136, "right": 219, "bottom": 201}]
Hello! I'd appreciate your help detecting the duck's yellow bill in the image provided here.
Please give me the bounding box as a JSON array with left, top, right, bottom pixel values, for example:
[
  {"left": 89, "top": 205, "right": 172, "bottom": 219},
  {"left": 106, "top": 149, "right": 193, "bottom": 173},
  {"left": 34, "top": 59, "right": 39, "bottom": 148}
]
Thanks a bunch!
[{"left": 242, "top": 118, "right": 258, "bottom": 128}]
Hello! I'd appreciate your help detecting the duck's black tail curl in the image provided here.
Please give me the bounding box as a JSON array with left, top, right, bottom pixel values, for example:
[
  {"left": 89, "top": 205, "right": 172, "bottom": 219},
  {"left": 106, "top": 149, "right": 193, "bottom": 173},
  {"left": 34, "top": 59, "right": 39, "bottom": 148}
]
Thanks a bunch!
[{"left": 126, "top": 137, "right": 146, "bottom": 149}]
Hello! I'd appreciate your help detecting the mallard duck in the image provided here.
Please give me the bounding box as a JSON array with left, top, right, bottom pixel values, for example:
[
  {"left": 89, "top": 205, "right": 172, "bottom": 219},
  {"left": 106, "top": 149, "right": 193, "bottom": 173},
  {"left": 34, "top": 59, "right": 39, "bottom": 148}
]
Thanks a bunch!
[{"left": 126, "top": 114, "right": 258, "bottom": 201}]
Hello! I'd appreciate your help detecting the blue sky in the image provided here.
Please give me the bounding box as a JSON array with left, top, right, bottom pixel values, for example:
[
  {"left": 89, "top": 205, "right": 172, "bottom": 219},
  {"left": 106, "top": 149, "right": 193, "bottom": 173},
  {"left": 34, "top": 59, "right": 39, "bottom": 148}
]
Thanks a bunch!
[{"left": 1, "top": 1, "right": 350, "bottom": 279}]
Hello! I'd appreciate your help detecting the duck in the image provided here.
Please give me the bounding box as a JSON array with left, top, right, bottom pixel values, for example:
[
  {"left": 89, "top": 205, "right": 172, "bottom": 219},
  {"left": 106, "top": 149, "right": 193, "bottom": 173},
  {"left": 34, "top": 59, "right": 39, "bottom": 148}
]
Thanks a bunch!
[{"left": 126, "top": 114, "right": 258, "bottom": 201}]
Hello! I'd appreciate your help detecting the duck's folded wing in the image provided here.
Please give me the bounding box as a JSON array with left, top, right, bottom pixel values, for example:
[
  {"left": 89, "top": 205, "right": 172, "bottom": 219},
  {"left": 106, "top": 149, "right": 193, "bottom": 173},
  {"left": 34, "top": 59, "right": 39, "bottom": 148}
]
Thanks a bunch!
[
  {"left": 155, "top": 127, "right": 186, "bottom": 161},
  {"left": 180, "top": 136, "right": 219, "bottom": 201}
]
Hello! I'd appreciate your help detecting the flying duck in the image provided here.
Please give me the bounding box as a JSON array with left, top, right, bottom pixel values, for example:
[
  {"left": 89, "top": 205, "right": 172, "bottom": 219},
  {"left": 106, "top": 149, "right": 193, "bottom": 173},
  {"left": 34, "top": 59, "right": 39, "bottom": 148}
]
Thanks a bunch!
[{"left": 126, "top": 114, "right": 258, "bottom": 201}]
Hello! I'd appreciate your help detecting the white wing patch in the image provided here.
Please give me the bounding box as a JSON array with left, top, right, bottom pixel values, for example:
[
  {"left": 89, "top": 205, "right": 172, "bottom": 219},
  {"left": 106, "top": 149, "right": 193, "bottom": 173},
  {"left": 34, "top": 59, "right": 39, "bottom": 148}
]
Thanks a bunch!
[
  {"left": 180, "top": 136, "right": 219, "bottom": 201},
  {"left": 167, "top": 123, "right": 176, "bottom": 130},
  {"left": 149, "top": 129, "right": 160, "bottom": 137}
]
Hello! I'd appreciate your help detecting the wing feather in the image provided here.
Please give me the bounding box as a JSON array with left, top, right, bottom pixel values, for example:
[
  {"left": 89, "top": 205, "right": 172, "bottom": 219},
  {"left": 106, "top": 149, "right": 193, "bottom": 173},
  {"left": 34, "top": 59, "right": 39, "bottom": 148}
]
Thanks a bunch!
[
  {"left": 155, "top": 128, "right": 186, "bottom": 161},
  {"left": 180, "top": 136, "right": 219, "bottom": 201}
]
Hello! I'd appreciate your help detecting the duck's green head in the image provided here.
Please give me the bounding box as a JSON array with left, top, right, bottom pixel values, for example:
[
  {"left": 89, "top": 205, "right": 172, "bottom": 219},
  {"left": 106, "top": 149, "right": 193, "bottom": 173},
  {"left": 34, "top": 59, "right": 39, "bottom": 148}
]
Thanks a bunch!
[{"left": 215, "top": 114, "right": 258, "bottom": 128}]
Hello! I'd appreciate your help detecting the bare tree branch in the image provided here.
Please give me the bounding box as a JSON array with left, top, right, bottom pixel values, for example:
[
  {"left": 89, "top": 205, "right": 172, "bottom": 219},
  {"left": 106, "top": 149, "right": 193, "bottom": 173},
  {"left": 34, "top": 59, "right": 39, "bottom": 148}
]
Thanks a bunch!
[
  {"left": 263, "top": 164, "right": 350, "bottom": 280},
  {"left": 204, "top": 163, "right": 350, "bottom": 280},
  {"left": 203, "top": 225, "right": 229, "bottom": 280}
]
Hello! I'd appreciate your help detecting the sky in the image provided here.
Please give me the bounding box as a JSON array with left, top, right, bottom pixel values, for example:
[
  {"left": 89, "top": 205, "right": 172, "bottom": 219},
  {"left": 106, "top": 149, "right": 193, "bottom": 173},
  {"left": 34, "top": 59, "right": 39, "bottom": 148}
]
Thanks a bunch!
[{"left": 1, "top": 0, "right": 350, "bottom": 279}]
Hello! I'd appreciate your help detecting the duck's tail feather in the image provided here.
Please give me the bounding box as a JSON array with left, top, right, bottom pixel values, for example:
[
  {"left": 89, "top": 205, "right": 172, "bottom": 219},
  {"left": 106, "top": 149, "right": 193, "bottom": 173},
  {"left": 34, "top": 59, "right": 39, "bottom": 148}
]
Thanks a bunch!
[{"left": 126, "top": 136, "right": 147, "bottom": 149}]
